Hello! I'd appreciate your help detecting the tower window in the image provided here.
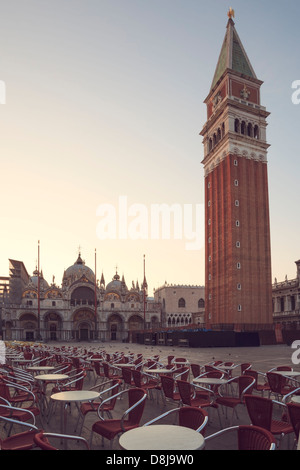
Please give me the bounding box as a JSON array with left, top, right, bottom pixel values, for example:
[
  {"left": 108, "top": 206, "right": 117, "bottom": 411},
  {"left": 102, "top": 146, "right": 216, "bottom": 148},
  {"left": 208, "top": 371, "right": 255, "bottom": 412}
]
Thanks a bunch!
[
  {"left": 234, "top": 119, "right": 240, "bottom": 133},
  {"left": 241, "top": 121, "right": 246, "bottom": 135},
  {"left": 235, "top": 200, "right": 239, "bottom": 206},
  {"left": 234, "top": 159, "right": 238, "bottom": 166},
  {"left": 237, "top": 262, "right": 241, "bottom": 269},
  {"left": 237, "top": 283, "right": 242, "bottom": 290},
  {"left": 236, "top": 241, "right": 241, "bottom": 248},
  {"left": 234, "top": 179, "right": 239, "bottom": 186},
  {"left": 236, "top": 220, "right": 240, "bottom": 227},
  {"left": 247, "top": 123, "right": 253, "bottom": 137},
  {"left": 238, "top": 304, "right": 242, "bottom": 312},
  {"left": 178, "top": 298, "right": 186, "bottom": 308},
  {"left": 254, "top": 125, "right": 260, "bottom": 139}
]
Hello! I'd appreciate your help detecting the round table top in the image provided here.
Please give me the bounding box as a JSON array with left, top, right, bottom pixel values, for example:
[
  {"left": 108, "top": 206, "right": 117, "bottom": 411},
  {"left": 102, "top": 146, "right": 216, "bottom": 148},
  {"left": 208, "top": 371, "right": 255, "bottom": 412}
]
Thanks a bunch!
[
  {"left": 27, "top": 366, "right": 55, "bottom": 371},
  {"left": 119, "top": 424, "right": 205, "bottom": 450},
  {"left": 273, "top": 370, "right": 300, "bottom": 377},
  {"left": 35, "top": 374, "right": 69, "bottom": 381},
  {"left": 144, "top": 368, "right": 174, "bottom": 374},
  {"left": 50, "top": 390, "right": 100, "bottom": 402},
  {"left": 115, "top": 363, "right": 134, "bottom": 368},
  {"left": 193, "top": 377, "right": 228, "bottom": 385},
  {"left": 291, "top": 396, "right": 300, "bottom": 404}
]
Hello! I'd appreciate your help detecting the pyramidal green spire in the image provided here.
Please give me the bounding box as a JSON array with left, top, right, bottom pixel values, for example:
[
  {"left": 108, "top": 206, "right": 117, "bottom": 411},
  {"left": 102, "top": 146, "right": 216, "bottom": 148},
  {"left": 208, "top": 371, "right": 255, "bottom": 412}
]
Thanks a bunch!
[{"left": 211, "top": 17, "right": 257, "bottom": 91}]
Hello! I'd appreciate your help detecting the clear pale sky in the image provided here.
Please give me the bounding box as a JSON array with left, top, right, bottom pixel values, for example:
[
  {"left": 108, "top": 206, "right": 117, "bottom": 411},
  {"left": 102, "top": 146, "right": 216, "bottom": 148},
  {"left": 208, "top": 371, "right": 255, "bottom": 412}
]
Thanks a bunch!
[{"left": 0, "top": 0, "right": 299, "bottom": 295}]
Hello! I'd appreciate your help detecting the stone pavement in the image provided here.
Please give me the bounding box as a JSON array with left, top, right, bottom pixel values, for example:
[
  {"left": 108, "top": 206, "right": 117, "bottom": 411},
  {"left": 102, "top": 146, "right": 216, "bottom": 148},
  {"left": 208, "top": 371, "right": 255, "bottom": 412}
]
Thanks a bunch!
[{"left": 3, "top": 341, "right": 300, "bottom": 452}]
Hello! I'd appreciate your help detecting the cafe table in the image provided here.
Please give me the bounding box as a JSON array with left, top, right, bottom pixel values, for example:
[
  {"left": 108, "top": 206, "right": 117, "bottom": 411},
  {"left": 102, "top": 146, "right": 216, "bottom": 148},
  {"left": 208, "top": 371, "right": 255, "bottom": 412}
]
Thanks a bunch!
[
  {"left": 119, "top": 424, "right": 205, "bottom": 450},
  {"left": 50, "top": 390, "right": 100, "bottom": 447},
  {"left": 144, "top": 368, "right": 174, "bottom": 375}
]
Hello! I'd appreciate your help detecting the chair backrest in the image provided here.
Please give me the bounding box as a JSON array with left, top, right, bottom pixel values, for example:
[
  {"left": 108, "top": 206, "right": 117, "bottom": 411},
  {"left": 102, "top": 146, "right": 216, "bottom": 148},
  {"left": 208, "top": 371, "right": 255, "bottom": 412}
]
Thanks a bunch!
[
  {"left": 126, "top": 388, "right": 147, "bottom": 426},
  {"left": 122, "top": 367, "right": 133, "bottom": 386},
  {"left": 244, "top": 394, "right": 273, "bottom": 430},
  {"left": 236, "top": 375, "right": 255, "bottom": 399},
  {"left": 191, "top": 364, "right": 201, "bottom": 378},
  {"left": 237, "top": 425, "right": 276, "bottom": 450},
  {"left": 178, "top": 406, "right": 208, "bottom": 434},
  {"left": 131, "top": 369, "right": 142, "bottom": 388},
  {"left": 160, "top": 375, "right": 176, "bottom": 399},
  {"left": 266, "top": 372, "right": 285, "bottom": 394},
  {"left": 241, "top": 363, "right": 252, "bottom": 374},
  {"left": 176, "top": 379, "right": 192, "bottom": 406},
  {"left": 287, "top": 402, "right": 300, "bottom": 439},
  {"left": 174, "top": 367, "right": 189, "bottom": 381}
]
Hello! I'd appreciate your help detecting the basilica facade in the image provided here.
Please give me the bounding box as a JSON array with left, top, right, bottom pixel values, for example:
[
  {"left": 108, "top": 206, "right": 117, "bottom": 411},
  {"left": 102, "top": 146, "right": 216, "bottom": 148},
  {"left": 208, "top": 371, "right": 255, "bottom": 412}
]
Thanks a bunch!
[{"left": 1, "top": 255, "right": 162, "bottom": 342}]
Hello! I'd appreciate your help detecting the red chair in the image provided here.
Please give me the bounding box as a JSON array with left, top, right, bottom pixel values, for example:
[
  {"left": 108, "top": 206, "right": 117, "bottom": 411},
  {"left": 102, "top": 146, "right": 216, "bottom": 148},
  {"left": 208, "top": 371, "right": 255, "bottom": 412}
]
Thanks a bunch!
[
  {"left": 266, "top": 372, "right": 297, "bottom": 401},
  {"left": 176, "top": 379, "right": 214, "bottom": 409},
  {"left": 244, "top": 394, "right": 294, "bottom": 448},
  {"left": 246, "top": 370, "right": 270, "bottom": 397},
  {"left": 205, "top": 425, "right": 276, "bottom": 450},
  {"left": 191, "top": 363, "right": 201, "bottom": 379},
  {"left": 33, "top": 431, "right": 90, "bottom": 450},
  {"left": 90, "top": 388, "right": 147, "bottom": 448},
  {"left": 0, "top": 381, "right": 40, "bottom": 421},
  {"left": 215, "top": 375, "right": 255, "bottom": 425},
  {"left": 173, "top": 367, "right": 190, "bottom": 381},
  {"left": 144, "top": 406, "right": 208, "bottom": 434},
  {"left": 241, "top": 363, "right": 252, "bottom": 375},
  {"left": 287, "top": 402, "right": 300, "bottom": 447},
  {"left": 103, "top": 362, "right": 122, "bottom": 380},
  {"left": 160, "top": 375, "right": 181, "bottom": 407},
  {"left": 75, "top": 378, "right": 122, "bottom": 434},
  {"left": 131, "top": 369, "right": 160, "bottom": 400},
  {"left": 0, "top": 415, "right": 39, "bottom": 450}
]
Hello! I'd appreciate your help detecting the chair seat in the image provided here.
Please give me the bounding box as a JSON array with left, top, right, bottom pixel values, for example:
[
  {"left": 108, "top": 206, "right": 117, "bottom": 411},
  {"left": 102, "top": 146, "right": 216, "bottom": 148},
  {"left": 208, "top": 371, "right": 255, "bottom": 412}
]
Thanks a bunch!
[
  {"left": 216, "top": 396, "right": 241, "bottom": 408},
  {"left": 1, "top": 429, "right": 39, "bottom": 450},
  {"left": 92, "top": 419, "right": 137, "bottom": 441},
  {"left": 270, "top": 419, "right": 294, "bottom": 436}
]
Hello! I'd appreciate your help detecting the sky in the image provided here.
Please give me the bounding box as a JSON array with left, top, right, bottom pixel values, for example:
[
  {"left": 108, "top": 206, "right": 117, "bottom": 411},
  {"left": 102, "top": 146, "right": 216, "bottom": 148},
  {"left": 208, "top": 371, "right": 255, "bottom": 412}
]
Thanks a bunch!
[{"left": 0, "top": 0, "right": 299, "bottom": 295}]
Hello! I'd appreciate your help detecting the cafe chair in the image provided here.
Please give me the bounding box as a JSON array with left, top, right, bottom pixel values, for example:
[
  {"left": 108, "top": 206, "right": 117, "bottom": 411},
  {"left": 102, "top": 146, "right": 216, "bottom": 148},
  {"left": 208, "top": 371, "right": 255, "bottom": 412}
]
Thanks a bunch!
[
  {"left": 143, "top": 406, "right": 208, "bottom": 435},
  {"left": 160, "top": 375, "right": 182, "bottom": 407},
  {"left": 75, "top": 378, "right": 122, "bottom": 434},
  {"left": 205, "top": 425, "right": 276, "bottom": 450},
  {"left": 131, "top": 369, "right": 160, "bottom": 400},
  {"left": 244, "top": 394, "right": 294, "bottom": 448},
  {"left": 240, "top": 363, "right": 252, "bottom": 375},
  {"left": 0, "top": 381, "right": 40, "bottom": 422},
  {"left": 93, "top": 361, "right": 106, "bottom": 385},
  {"left": 266, "top": 372, "right": 298, "bottom": 401},
  {"left": 245, "top": 370, "right": 271, "bottom": 397},
  {"left": 191, "top": 363, "right": 201, "bottom": 379},
  {"left": 102, "top": 362, "right": 122, "bottom": 381},
  {"left": 89, "top": 387, "right": 147, "bottom": 449},
  {"left": 215, "top": 375, "right": 255, "bottom": 426},
  {"left": 33, "top": 431, "right": 90, "bottom": 450},
  {"left": 287, "top": 402, "right": 300, "bottom": 448},
  {"left": 173, "top": 367, "right": 190, "bottom": 381},
  {"left": 0, "top": 414, "right": 40, "bottom": 450}
]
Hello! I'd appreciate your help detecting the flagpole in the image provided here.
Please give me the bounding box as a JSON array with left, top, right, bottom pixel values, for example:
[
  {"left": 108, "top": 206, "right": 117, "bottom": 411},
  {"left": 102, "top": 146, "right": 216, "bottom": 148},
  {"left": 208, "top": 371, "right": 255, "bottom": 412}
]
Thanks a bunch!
[
  {"left": 143, "top": 254, "right": 146, "bottom": 330},
  {"left": 94, "top": 248, "right": 97, "bottom": 340},
  {"left": 37, "top": 240, "right": 41, "bottom": 340}
]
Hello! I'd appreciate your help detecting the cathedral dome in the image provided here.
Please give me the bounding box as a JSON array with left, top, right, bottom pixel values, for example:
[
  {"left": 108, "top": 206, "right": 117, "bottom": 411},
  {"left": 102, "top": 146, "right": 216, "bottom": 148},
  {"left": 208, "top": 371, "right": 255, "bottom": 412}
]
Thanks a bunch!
[
  {"left": 63, "top": 254, "right": 95, "bottom": 284},
  {"left": 106, "top": 272, "right": 122, "bottom": 292},
  {"left": 29, "top": 269, "right": 49, "bottom": 289}
]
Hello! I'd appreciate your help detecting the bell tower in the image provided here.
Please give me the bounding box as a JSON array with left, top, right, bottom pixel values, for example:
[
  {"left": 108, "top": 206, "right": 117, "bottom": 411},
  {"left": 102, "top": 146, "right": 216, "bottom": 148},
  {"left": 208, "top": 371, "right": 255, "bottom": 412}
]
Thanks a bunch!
[{"left": 200, "top": 10, "right": 273, "bottom": 328}]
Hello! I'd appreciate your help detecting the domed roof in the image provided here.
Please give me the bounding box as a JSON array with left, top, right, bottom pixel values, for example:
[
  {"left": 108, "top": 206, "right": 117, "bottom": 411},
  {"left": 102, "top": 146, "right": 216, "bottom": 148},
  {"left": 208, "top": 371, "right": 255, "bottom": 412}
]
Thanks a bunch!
[
  {"left": 29, "top": 269, "right": 49, "bottom": 289},
  {"left": 63, "top": 254, "right": 95, "bottom": 284},
  {"left": 106, "top": 272, "right": 122, "bottom": 292}
]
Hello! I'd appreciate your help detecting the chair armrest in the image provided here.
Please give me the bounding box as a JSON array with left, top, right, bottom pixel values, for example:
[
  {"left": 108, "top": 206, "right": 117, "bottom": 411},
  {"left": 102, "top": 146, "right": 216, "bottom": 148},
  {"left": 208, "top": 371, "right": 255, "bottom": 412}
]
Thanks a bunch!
[{"left": 120, "top": 392, "right": 147, "bottom": 432}]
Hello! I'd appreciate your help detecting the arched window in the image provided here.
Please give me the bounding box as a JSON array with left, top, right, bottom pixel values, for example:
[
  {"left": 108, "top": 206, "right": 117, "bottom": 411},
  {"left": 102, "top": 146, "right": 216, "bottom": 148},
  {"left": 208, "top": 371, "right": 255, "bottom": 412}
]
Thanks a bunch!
[
  {"left": 247, "top": 123, "right": 253, "bottom": 137},
  {"left": 254, "top": 125, "right": 259, "bottom": 139},
  {"left": 198, "top": 298, "right": 205, "bottom": 308},
  {"left": 178, "top": 298, "right": 186, "bottom": 308},
  {"left": 217, "top": 128, "right": 221, "bottom": 142},
  {"left": 241, "top": 121, "right": 246, "bottom": 135},
  {"left": 221, "top": 122, "right": 225, "bottom": 137},
  {"left": 209, "top": 138, "right": 212, "bottom": 152},
  {"left": 234, "top": 119, "right": 240, "bottom": 133}
]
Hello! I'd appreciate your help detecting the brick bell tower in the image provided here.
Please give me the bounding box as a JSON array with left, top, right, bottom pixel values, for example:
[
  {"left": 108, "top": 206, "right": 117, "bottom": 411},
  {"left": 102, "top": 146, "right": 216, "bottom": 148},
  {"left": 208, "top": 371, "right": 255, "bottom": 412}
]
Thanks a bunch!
[{"left": 200, "top": 9, "right": 273, "bottom": 328}]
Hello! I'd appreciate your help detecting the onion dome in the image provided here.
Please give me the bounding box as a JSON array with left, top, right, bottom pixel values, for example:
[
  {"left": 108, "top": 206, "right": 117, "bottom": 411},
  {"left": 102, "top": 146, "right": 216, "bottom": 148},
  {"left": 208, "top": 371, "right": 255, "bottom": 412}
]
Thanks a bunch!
[{"left": 63, "top": 253, "right": 95, "bottom": 284}]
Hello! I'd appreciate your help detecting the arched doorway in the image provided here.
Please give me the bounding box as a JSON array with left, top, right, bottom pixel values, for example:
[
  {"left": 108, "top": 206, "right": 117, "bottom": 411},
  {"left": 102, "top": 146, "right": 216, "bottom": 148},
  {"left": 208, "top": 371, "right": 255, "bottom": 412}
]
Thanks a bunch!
[
  {"left": 108, "top": 314, "right": 123, "bottom": 341},
  {"left": 20, "top": 313, "right": 37, "bottom": 341},
  {"left": 73, "top": 309, "right": 95, "bottom": 341}
]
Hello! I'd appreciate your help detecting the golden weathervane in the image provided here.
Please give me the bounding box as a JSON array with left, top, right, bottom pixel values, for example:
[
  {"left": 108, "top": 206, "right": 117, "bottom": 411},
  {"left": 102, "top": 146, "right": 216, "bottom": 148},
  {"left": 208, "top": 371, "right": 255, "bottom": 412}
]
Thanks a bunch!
[{"left": 228, "top": 7, "right": 235, "bottom": 19}]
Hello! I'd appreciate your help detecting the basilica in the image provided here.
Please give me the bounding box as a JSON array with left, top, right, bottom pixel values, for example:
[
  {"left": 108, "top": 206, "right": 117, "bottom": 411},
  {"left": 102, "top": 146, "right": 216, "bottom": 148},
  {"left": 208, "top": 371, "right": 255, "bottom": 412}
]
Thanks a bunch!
[{"left": 0, "top": 255, "right": 162, "bottom": 342}]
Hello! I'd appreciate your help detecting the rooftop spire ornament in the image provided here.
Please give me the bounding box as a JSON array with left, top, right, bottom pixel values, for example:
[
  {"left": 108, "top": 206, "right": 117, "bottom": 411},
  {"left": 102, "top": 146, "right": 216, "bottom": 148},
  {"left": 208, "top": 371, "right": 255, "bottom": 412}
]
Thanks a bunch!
[{"left": 228, "top": 7, "right": 235, "bottom": 19}]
